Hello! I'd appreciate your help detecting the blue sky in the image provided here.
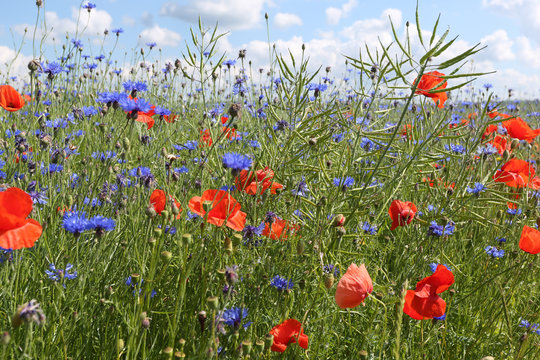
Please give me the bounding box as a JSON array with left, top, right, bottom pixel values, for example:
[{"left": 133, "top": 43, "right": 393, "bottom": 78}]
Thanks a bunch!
[{"left": 1, "top": 0, "right": 539, "bottom": 98}]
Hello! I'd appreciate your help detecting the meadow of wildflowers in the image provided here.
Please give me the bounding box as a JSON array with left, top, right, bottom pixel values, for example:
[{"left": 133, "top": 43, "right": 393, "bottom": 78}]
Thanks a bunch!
[{"left": 0, "top": 2, "right": 539, "bottom": 359}]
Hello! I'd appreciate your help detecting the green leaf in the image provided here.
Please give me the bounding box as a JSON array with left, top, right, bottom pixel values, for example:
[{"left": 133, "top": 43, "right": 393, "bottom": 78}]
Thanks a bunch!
[
  {"left": 430, "top": 14, "right": 441, "bottom": 46},
  {"left": 438, "top": 43, "right": 486, "bottom": 69}
]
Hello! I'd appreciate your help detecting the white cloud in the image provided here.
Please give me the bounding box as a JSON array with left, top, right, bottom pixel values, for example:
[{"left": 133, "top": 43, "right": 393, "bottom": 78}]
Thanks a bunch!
[
  {"left": 325, "top": 0, "right": 357, "bottom": 26},
  {"left": 160, "top": 0, "right": 268, "bottom": 30},
  {"left": 482, "top": 0, "right": 525, "bottom": 11},
  {"left": 0, "top": 46, "right": 34, "bottom": 84},
  {"left": 483, "top": 0, "right": 540, "bottom": 43},
  {"left": 138, "top": 25, "right": 182, "bottom": 47},
  {"left": 516, "top": 36, "right": 540, "bottom": 68},
  {"left": 479, "top": 29, "right": 515, "bottom": 61},
  {"left": 274, "top": 13, "right": 303, "bottom": 29},
  {"left": 14, "top": 7, "right": 113, "bottom": 43}
]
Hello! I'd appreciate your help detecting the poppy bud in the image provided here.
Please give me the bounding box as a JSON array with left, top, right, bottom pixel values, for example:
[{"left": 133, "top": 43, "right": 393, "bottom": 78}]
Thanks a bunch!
[
  {"left": 324, "top": 273, "right": 334, "bottom": 289},
  {"left": 181, "top": 233, "right": 192, "bottom": 246},
  {"left": 242, "top": 340, "right": 252, "bottom": 355},
  {"left": 36, "top": 0, "right": 42, "bottom": 6},
  {"left": 198, "top": 311, "right": 207, "bottom": 332},
  {"left": 206, "top": 296, "right": 219, "bottom": 310},
  {"left": 160, "top": 251, "right": 172, "bottom": 262},
  {"left": 296, "top": 239, "right": 305, "bottom": 254},
  {"left": 224, "top": 237, "right": 233, "bottom": 254},
  {"left": 1, "top": 332, "right": 10, "bottom": 345},
  {"left": 336, "top": 226, "right": 346, "bottom": 237},
  {"left": 117, "top": 339, "right": 125, "bottom": 354},
  {"left": 359, "top": 350, "right": 368, "bottom": 359},
  {"left": 145, "top": 205, "right": 157, "bottom": 218},
  {"left": 510, "top": 138, "right": 520, "bottom": 150},
  {"left": 333, "top": 214, "right": 346, "bottom": 227},
  {"left": 255, "top": 339, "right": 265, "bottom": 353},
  {"left": 309, "top": 138, "right": 317, "bottom": 146},
  {"left": 264, "top": 333, "right": 274, "bottom": 349},
  {"left": 163, "top": 347, "right": 173, "bottom": 355}
]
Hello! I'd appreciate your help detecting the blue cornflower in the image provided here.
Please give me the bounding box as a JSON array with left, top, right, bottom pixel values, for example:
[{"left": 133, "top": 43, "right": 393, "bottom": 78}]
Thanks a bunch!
[
  {"left": 41, "top": 163, "right": 63, "bottom": 175},
  {"left": 433, "top": 313, "right": 447, "bottom": 321},
  {"left": 62, "top": 211, "right": 92, "bottom": 235},
  {"left": 221, "top": 307, "right": 252, "bottom": 329},
  {"left": 154, "top": 106, "right": 171, "bottom": 116},
  {"left": 125, "top": 275, "right": 156, "bottom": 298},
  {"left": 89, "top": 215, "right": 116, "bottom": 232},
  {"left": 111, "top": 28, "right": 124, "bottom": 35},
  {"left": 496, "top": 237, "right": 507, "bottom": 243},
  {"left": 291, "top": 178, "right": 309, "bottom": 197},
  {"left": 146, "top": 42, "right": 157, "bottom": 49},
  {"left": 333, "top": 176, "right": 355, "bottom": 189},
  {"left": 242, "top": 223, "right": 265, "bottom": 246},
  {"left": 41, "top": 61, "right": 63, "bottom": 77},
  {"left": 485, "top": 245, "right": 505, "bottom": 258},
  {"left": 507, "top": 207, "right": 522, "bottom": 216},
  {"left": 270, "top": 275, "right": 293, "bottom": 291},
  {"left": 222, "top": 152, "right": 252, "bottom": 171},
  {"left": 174, "top": 166, "right": 189, "bottom": 174},
  {"left": 428, "top": 220, "right": 455, "bottom": 237},
  {"left": 446, "top": 144, "right": 466, "bottom": 154},
  {"left": 71, "top": 39, "right": 83, "bottom": 49},
  {"left": 429, "top": 263, "right": 452, "bottom": 273},
  {"left": 306, "top": 83, "right": 328, "bottom": 92},
  {"left": 133, "top": 98, "right": 153, "bottom": 113},
  {"left": 46, "top": 263, "right": 78, "bottom": 285},
  {"left": 362, "top": 221, "right": 377, "bottom": 235},
  {"left": 223, "top": 59, "right": 236, "bottom": 67},
  {"left": 484, "top": 83, "right": 493, "bottom": 90},
  {"left": 117, "top": 94, "right": 137, "bottom": 112},
  {"left": 82, "top": 2, "right": 96, "bottom": 10},
  {"left": 466, "top": 182, "right": 486, "bottom": 195},
  {"left": 27, "top": 181, "right": 48, "bottom": 205},
  {"left": 323, "top": 264, "right": 340, "bottom": 277},
  {"left": 123, "top": 81, "right": 147, "bottom": 93}
]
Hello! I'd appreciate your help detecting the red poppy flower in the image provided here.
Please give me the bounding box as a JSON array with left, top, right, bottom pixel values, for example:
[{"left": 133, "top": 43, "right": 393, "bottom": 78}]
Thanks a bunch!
[
  {"left": 490, "top": 135, "right": 510, "bottom": 155},
  {"left": 388, "top": 200, "right": 417, "bottom": 230},
  {"left": 269, "top": 319, "right": 309, "bottom": 353},
  {"left": 403, "top": 265, "right": 454, "bottom": 320},
  {"left": 136, "top": 112, "right": 155, "bottom": 129},
  {"left": 335, "top": 263, "right": 373, "bottom": 308},
  {"left": 519, "top": 225, "right": 540, "bottom": 255},
  {"left": 222, "top": 126, "right": 239, "bottom": 140},
  {"left": 262, "top": 218, "right": 299, "bottom": 240},
  {"left": 502, "top": 117, "right": 540, "bottom": 143},
  {"left": 200, "top": 129, "right": 213, "bottom": 147},
  {"left": 413, "top": 71, "right": 447, "bottom": 108},
  {"left": 401, "top": 124, "right": 413, "bottom": 140},
  {"left": 0, "top": 85, "right": 25, "bottom": 112},
  {"left": 235, "top": 167, "right": 283, "bottom": 195},
  {"left": 163, "top": 113, "right": 177, "bottom": 123},
  {"left": 150, "top": 189, "right": 182, "bottom": 219},
  {"left": 0, "top": 188, "right": 42, "bottom": 250},
  {"left": 482, "top": 124, "right": 499, "bottom": 140},
  {"left": 493, "top": 159, "right": 535, "bottom": 188},
  {"left": 188, "top": 190, "right": 246, "bottom": 231}
]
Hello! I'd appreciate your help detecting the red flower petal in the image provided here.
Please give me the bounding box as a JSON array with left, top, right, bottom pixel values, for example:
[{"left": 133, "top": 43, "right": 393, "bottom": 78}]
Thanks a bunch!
[
  {"left": 0, "top": 188, "right": 34, "bottom": 231},
  {"left": 0, "top": 85, "right": 25, "bottom": 112},
  {"left": 335, "top": 263, "right": 373, "bottom": 308},
  {"left": 0, "top": 219, "right": 42, "bottom": 250},
  {"left": 519, "top": 225, "right": 540, "bottom": 255},
  {"left": 270, "top": 319, "right": 308, "bottom": 353}
]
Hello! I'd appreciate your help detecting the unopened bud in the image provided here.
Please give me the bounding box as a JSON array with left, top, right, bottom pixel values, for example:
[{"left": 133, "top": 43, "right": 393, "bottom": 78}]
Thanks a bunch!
[
  {"left": 333, "top": 214, "right": 346, "bottom": 227},
  {"left": 160, "top": 251, "right": 172, "bottom": 262},
  {"left": 207, "top": 296, "right": 219, "bottom": 310},
  {"left": 324, "top": 273, "right": 335, "bottom": 289},
  {"left": 198, "top": 311, "right": 207, "bottom": 333}
]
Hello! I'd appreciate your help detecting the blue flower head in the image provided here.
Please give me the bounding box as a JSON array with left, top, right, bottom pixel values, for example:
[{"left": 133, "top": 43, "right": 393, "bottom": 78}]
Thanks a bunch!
[
  {"left": 221, "top": 307, "right": 251, "bottom": 329},
  {"left": 222, "top": 152, "right": 252, "bottom": 171},
  {"left": 270, "top": 275, "right": 293, "bottom": 291}
]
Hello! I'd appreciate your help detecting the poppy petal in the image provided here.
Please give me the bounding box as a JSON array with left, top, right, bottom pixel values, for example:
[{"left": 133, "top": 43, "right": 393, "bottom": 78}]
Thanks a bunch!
[{"left": 0, "top": 219, "right": 42, "bottom": 250}]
